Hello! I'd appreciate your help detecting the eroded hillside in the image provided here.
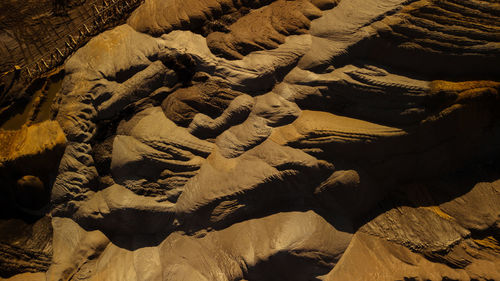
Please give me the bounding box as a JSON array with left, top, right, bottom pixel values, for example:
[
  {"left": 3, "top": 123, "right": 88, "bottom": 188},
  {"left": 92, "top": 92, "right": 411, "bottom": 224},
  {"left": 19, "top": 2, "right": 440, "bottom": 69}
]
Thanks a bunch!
[{"left": 1, "top": 0, "right": 499, "bottom": 280}]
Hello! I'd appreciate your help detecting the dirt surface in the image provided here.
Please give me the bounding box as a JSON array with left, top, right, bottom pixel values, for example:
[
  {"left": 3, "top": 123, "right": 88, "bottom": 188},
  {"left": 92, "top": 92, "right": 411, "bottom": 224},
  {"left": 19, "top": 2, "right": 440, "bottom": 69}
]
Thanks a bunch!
[
  {"left": 0, "top": 0, "right": 141, "bottom": 125},
  {"left": 0, "top": 0, "right": 88, "bottom": 72},
  {"left": 0, "top": 0, "right": 141, "bottom": 89}
]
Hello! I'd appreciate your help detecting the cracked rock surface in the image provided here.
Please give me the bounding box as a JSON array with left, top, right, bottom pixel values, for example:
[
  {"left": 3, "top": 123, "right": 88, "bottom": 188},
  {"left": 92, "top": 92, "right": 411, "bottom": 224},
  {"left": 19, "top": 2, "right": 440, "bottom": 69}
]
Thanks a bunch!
[{"left": 1, "top": 0, "right": 500, "bottom": 280}]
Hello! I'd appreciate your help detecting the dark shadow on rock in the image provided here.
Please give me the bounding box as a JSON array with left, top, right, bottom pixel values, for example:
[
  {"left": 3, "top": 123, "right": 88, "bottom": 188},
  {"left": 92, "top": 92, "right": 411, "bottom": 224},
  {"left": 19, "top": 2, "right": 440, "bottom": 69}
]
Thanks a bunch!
[
  {"left": 244, "top": 250, "right": 334, "bottom": 281},
  {"left": 354, "top": 158, "right": 500, "bottom": 231}
]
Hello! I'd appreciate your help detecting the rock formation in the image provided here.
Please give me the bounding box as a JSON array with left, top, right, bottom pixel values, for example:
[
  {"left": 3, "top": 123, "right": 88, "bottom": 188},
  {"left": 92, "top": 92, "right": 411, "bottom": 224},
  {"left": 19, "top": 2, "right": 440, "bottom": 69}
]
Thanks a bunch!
[
  {"left": 0, "top": 121, "right": 65, "bottom": 278},
  {"left": 1, "top": 0, "right": 499, "bottom": 280},
  {"left": 0, "top": 121, "right": 66, "bottom": 211}
]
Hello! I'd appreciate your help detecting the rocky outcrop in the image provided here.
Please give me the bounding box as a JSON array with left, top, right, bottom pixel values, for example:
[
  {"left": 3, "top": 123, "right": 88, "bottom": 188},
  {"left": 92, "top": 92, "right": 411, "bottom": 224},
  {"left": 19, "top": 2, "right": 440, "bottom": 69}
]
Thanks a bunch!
[
  {"left": 0, "top": 122, "right": 64, "bottom": 279},
  {"left": 46, "top": 211, "right": 352, "bottom": 281},
  {"left": 0, "top": 121, "right": 66, "bottom": 211},
  {"left": 51, "top": 24, "right": 181, "bottom": 204},
  {"left": 112, "top": 106, "right": 214, "bottom": 197},
  {"left": 0, "top": 216, "right": 53, "bottom": 279},
  {"left": 206, "top": 0, "right": 325, "bottom": 59},
  {"left": 128, "top": 0, "right": 273, "bottom": 36},
  {"left": 162, "top": 80, "right": 242, "bottom": 127},
  {"left": 128, "top": 0, "right": 338, "bottom": 38},
  {"left": 326, "top": 178, "right": 500, "bottom": 281},
  {"left": 367, "top": 0, "right": 500, "bottom": 77}
]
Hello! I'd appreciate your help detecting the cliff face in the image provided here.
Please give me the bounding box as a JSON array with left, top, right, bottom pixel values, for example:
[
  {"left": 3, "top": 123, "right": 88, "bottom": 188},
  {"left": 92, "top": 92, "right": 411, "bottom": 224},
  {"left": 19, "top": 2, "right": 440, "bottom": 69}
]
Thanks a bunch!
[{"left": 1, "top": 0, "right": 500, "bottom": 280}]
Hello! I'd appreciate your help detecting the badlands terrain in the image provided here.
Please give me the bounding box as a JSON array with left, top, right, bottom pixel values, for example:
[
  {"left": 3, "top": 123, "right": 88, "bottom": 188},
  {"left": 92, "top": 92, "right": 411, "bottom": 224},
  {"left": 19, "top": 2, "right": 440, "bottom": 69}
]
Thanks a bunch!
[{"left": 0, "top": 0, "right": 499, "bottom": 280}]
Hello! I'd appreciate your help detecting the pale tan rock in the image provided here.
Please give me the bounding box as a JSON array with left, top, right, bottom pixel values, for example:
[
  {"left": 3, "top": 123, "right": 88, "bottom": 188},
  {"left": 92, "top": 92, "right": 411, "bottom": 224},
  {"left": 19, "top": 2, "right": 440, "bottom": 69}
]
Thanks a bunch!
[
  {"left": 174, "top": 139, "right": 332, "bottom": 225},
  {"left": 188, "top": 94, "right": 255, "bottom": 138},
  {"left": 112, "top": 106, "right": 214, "bottom": 196},
  {"left": 128, "top": 0, "right": 337, "bottom": 37},
  {"left": 158, "top": 211, "right": 352, "bottom": 281},
  {"left": 128, "top": 0, "right": 233, "bottom": 35},
  {"left": 71, "top": 184, "right": 176, "bottom": 235},
  {"left": 207, "top": 0, "right": 323, "bottom": 59},
  {"left": 161, "top": 80, "right": 242, "bottom": 127},
  {"left": 324, "top": 232, "right": 472, "bottom": 281},
  {"left": 270, "top": 110, "right": 405, "bottom": 147},
  {"left": 54, "top": 211, "right": 352, "bottom": 281},
  {"left": 46, "top": 218, "right": 109, "bottom": 281},
  {"left": 433, "top": 179, "right": 500, "bottom": 233}
]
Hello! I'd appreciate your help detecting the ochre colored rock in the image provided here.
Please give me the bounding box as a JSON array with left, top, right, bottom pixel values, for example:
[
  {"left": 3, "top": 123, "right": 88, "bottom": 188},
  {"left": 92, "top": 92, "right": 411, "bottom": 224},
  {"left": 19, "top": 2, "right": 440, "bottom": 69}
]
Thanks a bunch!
[
  {"left": 0, "top": 121, "right": 66, "bottom": 163},
  {"left": 0, "top": 121, "right": 66, "bottom": 210}
]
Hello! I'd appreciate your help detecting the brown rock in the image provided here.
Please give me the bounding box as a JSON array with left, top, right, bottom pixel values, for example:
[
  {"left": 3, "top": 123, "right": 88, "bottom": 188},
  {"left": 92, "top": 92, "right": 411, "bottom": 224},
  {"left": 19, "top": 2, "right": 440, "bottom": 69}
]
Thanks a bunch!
[
  {"left": 161, "top": 81, "right": 242, "bottom": 127},
  {"left": 207, "top": 0, "right": 323, "bottom": 59},
  {"left": 15, "top": 176, "right": 45, "bottom": 210},
  {"left": 0, "top": 121, "right": 66, "bottom": 211}
]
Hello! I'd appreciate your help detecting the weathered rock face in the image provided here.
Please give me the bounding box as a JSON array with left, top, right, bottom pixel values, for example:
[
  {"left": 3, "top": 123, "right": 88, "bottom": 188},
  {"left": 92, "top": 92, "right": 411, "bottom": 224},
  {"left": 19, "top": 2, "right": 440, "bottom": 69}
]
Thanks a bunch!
[
  {"left": 0, "top": 121, "right": 66, "bottom": 211},
  {"left": 0, "top": 216, "right": 53, "bottom": 279},
  {"left": 2, "top": 0, "right": 500, "bottom": 280},
  {"left": 0, "top": 121, "right": 65, "bottom": 279},
  {"left": 205, "top": 0, "right": 327, "bottom": 59}
]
